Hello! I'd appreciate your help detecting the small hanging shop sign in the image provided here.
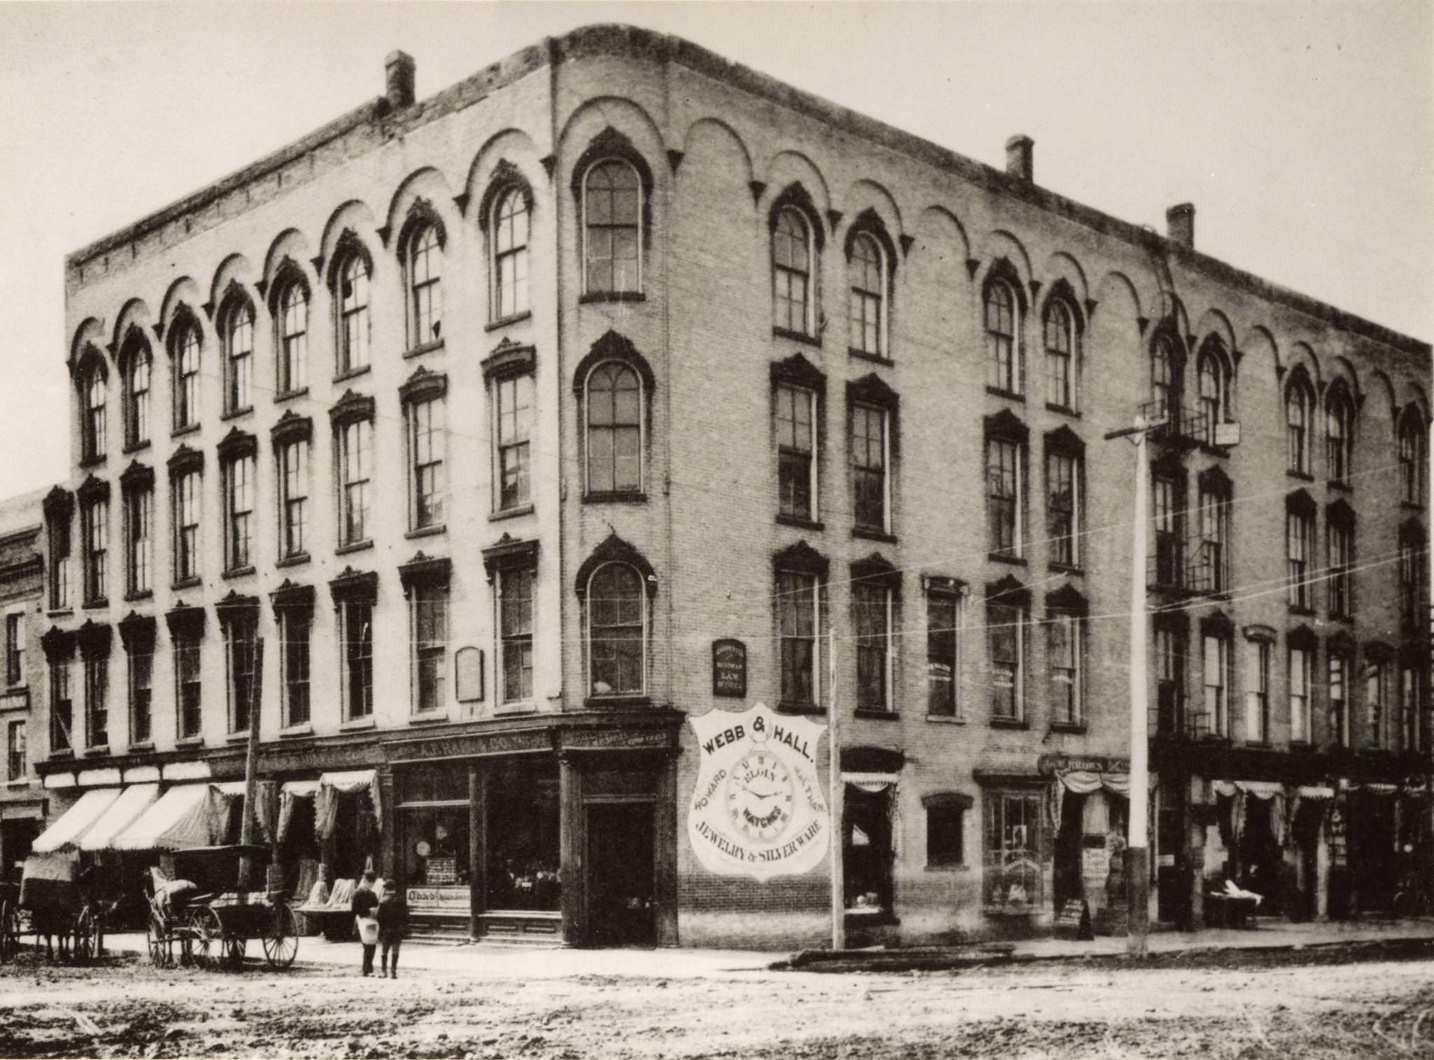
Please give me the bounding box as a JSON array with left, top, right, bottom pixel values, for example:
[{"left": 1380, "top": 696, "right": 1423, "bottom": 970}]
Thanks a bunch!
[
  {"left": 711, "top": 639, "right": 747, "bottom": 697},
  {"left": 686, "top": 702, "right": 829, "bottom": 881}
]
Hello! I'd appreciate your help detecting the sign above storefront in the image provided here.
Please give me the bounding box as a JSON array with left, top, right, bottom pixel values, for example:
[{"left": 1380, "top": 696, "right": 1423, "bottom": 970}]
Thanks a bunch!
[
  {"left": 687, "top": 702, "right": 829, "bottom": 881},
  {"left": 711, "top": 639, "right": 747, "bottom": 697}
]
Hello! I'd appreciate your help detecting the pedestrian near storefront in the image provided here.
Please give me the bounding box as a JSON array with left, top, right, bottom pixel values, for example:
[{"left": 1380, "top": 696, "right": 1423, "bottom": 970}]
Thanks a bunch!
[
  {"left": 351, "top": 870, "right": 379, "bottom": 976},
  {"left": 377, "top": 879, "right": 408, "bottom": 979}
]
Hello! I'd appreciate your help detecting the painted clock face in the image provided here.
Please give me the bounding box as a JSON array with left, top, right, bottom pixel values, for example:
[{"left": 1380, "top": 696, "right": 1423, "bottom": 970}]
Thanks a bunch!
[{"left": 725, "top": 750, "right": 797, "bottom": 842}]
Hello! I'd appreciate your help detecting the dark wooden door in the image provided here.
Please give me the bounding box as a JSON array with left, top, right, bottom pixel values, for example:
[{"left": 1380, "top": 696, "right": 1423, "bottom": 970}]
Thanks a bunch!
[{"left": 585, "top": 803, "right": 655, "bottom": 947}]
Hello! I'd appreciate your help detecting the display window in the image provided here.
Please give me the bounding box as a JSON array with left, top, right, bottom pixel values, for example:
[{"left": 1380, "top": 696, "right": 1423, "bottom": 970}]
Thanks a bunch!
[{"left": 487, "top": 760, "right": 561, "bottom": 911}]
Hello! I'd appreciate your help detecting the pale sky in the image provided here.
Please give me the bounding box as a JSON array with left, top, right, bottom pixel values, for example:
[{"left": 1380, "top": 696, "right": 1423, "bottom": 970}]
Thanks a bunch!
[{"left": 1, "top": 1, "right": 1429, "bottom": 501}]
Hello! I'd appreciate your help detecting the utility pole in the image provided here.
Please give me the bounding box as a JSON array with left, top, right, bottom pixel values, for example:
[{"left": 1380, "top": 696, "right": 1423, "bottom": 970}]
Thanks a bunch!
[
  {"left": 828, "top": 625, "right": 845, "bottom": 950},
  {"left": 238, "top": 637, "right": 264, "bottom": 891},
  {"left": 1105, "top": 418, "right": 1151, "bottom": 957}
]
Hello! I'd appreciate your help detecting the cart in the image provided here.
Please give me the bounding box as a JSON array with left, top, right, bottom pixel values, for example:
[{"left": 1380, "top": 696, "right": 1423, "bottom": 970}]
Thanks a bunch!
[
  {"left": 144, "top": 844, "right": 298, "bottom": 970},
  {"left": 1, "top": 852, "right": 107, "bottom": 963}
]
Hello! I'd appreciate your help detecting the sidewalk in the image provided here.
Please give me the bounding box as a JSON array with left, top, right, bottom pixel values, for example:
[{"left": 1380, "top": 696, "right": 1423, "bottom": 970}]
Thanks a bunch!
[{"left": 97, "top": 916, "right": 1434, "bottom": 980}]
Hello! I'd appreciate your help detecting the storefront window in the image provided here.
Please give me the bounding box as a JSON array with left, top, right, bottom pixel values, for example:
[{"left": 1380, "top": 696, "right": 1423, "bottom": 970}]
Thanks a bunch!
[
  {"left": 487, "top": 760, "right": 561, "bottom": 911},
  {"left": 403, "top": 807, "right": 470, "bottom": 886},
  {"left": 983, "top": 789, "right": 1044, "bottom": 912}
]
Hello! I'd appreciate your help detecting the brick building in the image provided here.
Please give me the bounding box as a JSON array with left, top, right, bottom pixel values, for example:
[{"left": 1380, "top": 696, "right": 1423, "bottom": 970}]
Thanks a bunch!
[
  {"left": 0, "top": 490, "right": 47, "bottom": 878},
  {"left": 38, "top": 25, "right": 1430, "bottom": 947}
]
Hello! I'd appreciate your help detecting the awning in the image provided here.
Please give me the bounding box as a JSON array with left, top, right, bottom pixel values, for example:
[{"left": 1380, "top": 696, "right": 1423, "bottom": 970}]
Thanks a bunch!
[
  {"left": 77, "top": 767, "right": 122, "bottom": 788},
  {"left": 842, "top": 772, "right": 899, "bottom": 793},
  {"left": 78, "top": 784, "right": 160, "bottom": 852},
  {"left": 124, "top": 765, "right": 161, "bottom": 783},
  {"left": 43, "top": 773, "right": 76, "bottom": 790},
  {"left": 163, "top": 761, "right": 212, "bottom": 782},
  {"left": 1296, "top": 785, "right": 1335, "bottom": 800},
  {"left": 31, "top": 787, "right": 122, "bottom": 853},
  {"left": 1213, "top": 779, "right": 1285, "bottom": 799},
  {"left": 112, "top": 783, "right": 228, "bottom": 852},
  {"left": 282, "top": 780, "right": 320, "bottom": 798},
  {"left": 316, "top": 769, "right": 381, "bottom": 840}
]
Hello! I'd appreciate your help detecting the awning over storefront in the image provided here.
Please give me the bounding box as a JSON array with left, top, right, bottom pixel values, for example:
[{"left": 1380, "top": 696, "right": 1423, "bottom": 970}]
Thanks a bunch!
[
  {"left": 78, "top": 783, "right": 160, "bottom": 852},
  {"left": 841, "top": 772, "right": 900, "bottom": 793},
  {"left": 1296, "top": 785, "right": 1335, "bottom": 800},
  {"left": 31, "top": 787, "right": 121, "bottom": 853},
  {"left": 76, "top": 767, "right": 122, "bottom": 788},
  {"left": 123, "top": 765, "right": 161, "bottom": 783},
  {"left": 162, "top": 761, "right": 212, "bottom": 782},
  {"left": 112, "top": 783, "right": 229, "bottom": 852},
  {"left": 315, "top": 770, "right": 381, "bottom": 840},
  {"left": 277, "top": 780, "right": 320, "bottom": 844},
  {"left": 42, "top": 773, "right": 76, "bottom": 790}
]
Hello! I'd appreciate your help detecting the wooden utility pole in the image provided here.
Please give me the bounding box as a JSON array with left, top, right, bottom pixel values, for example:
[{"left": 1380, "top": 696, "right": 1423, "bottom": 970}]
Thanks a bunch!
[
  {"left": 828, "top": 626, "right": 845, "bottom": 950},
  {"left": 238, "top": 637, "right": 264, "bottom": 890}
]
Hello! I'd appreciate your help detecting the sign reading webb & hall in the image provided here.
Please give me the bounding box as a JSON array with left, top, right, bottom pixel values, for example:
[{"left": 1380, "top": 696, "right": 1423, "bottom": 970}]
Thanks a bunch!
[{"left": 687, "top": 702, "right": 829, "bottom": 881}]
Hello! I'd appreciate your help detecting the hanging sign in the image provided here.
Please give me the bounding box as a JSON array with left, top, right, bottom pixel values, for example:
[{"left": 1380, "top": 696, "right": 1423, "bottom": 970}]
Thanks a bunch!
[{"left": 687, "top": 702, "right": 829, "bottom": 881}]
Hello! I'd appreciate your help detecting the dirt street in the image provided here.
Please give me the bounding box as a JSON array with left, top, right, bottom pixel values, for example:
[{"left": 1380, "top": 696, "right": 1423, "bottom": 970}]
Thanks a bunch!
[{"left": 1, "top": 944, "right": 1432, "bottom": 1059}]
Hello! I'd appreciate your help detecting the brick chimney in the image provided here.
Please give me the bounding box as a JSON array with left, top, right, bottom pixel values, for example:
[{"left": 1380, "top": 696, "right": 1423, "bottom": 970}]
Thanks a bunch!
[
  {"left": 1166, "top": 203, "right": 1195, "bottom": 249},
  {"left": 385, "top": 50, "right": 415, "bottom": 109},
  {"left": 1005, "top": 135, "right": 1034, "bottom": 181}
]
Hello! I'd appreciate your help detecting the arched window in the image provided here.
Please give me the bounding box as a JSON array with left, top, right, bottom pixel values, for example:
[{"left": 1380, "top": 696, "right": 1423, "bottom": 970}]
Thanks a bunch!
[
  {"left": 335, "top": 249, "right": 372, "bottom": 374},
  {"left": 582, "top": 160, "right": 641, "bottom": 295},
  {"left": 985, "top": 278, "right": 1020, "bottom": 393},
  {"left": 1196, "top": 341, "right": 1229, "bottom": 443},
  {"left": 1043, "top": 299, "right": 1078, "bottom": 410},
  {"left": 492, "top": 187, "right": 530, "bottom": 321},
  {"left": 221, "top": 298, "right": 254, "bottom": 414},
  {"left": 586, "top": 562, "right": 646, "bottom": 697},
  {"left": 1285, "top": 375, "right": 1314, "bottom": 474},
  {"left": 122, "top": 340, "right": 151, "bottom": 448},
  {"left": 1399, "top": 407, "right": 1427, "bottom": 506},
  {"left": 1150, "top": 334, "right": 1182, "bottom": 418},
  {"left": 772, "top": 207, "right": 813, "bottom": 335},
  {"left": 848, "top": 231, "right": 886, "bottom": 357},
  {"left": 171, "top": 319, "right": 201, "bottom": 430},
  {"left": 80, "top": 359, "right": 107, "bottom": 463},
  {"left": 276, "top": 278, "right": 309, "bottom": 394},
  {"left": 1325, "top": 385, "right": 1354, "bottom": 483},
  {"left": 585, "top": 362, "right": 642, "bottom": 495},
  {"left": 407, "top": 222, "right": 442, "bottom": 347}
]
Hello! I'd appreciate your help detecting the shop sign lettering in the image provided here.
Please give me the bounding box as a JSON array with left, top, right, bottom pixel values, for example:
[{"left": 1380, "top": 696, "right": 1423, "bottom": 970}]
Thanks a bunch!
[
  {"left": 711, "top": 639, "right": 747, "bottom": 697},
  {"left": 406, "top": 886, "right": 469, "bottom": 913},
  {"left": 687, "top": 702, "right": 829, "bottom": 881}
]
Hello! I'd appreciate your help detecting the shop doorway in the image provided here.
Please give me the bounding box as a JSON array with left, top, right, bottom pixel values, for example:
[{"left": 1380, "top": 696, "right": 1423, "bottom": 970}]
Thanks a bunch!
[
  {"left": 1290, "top": 802, "right": 1324, "bottom": 921},
  {"left": 1354, "top": 794, "right": 1396, "bottom": 913},
  {"left": 843, "top": 786, "right": 893, "bottom": 914},
  {"left": 1238, "top": 798, "right": 1281, "bottom": 916},
  {"left": 1054, "top": 794, "right": 1084, "bottom": 912},
  {"left": 1, "top": 817, "right": 39, "bottom": 879},
  {"left": 585, "top": 803, "right": 655, "bottom": 947}
]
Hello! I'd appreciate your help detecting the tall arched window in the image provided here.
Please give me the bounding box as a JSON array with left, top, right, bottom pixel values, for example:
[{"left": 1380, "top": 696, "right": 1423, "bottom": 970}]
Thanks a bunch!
[
  {"left": 772, "top": 207, "right": 813, "bottom": 335},
  {"left": 80, "top": 358, "right": 107, "bottom": 463},
  {"left": 585, "top": 362, "right": 642, "bottom": 495},
  {"left": 492, "top": 187, "right": 530, "bottom": 321},
  {"left": 122, "top": 339, "right": 151, "bottom": 449},
  {"left": 985, "top": 278, "right": 1020, "bottom": 394},
  {"left": 1043, "top": 299, "right": 1078, "bottom": 410},
  {"left": 1285, "top": 374, "right": 1314, "bottom": 474},
  {"left": 848, "top": 231, "right": 886, "bottom": 357},
  {"left": 586, "top": 562, "right": 645, "bottom": 696},
  {"left": 221, "top": 298, "right": 254, "bottom": 414},
  {"left": 1196, "top": 341, "right": 1229, "bottom": 443},
  {"left": 276, "top": 278, "right": 309, "bottom": 394},
  {"left": 335, "top": 248, "right": 372, "bottom": 374},
  {"left": 1325, "top": 385, "right": 1354, "bottom": 483},
  {"left": 582, "top": 160, "right": 641, "bottom": 295},
  {"left": 1151, "top": 334, "right": 1182, "bottom": 418},
  {"left": 407, "top": 222, "right": 443, "bottom": 346},
  {"left": 1399, "top": 407, "right": 1427, "bottom": 506},
  {"left": 171, "top": 319, "right": 201, "bottom": 430}
]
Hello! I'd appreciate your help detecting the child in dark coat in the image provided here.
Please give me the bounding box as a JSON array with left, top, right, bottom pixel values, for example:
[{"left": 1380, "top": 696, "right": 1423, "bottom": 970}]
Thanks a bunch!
[
  {"left": 351, "top": 870, "right": 379, "bottom": 976},
  {"left": 376, "top": 880, "right": 408, "bottom": 979}
]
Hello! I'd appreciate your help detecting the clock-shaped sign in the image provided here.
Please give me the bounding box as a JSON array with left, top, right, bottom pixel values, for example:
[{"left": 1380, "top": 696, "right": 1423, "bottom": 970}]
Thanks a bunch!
[{"left": 725, "top": 750, "right": 797, "bottom": 841}]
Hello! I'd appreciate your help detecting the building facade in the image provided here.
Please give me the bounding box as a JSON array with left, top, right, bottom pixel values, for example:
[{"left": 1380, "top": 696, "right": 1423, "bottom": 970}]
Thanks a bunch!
[
  {"left": 40, "top": 25, "right": 1430, "bottom": 947},
  {"left": 0, "top": 490, "right": 47, "bottom": 878}
]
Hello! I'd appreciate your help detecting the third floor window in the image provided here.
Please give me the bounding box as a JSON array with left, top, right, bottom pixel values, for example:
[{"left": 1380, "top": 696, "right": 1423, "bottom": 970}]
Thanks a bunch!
[
  {"left": 847, "top": 232, "right": 886, "bottom": 358},
  {"left": 773, "top": 207, "right": 814, "bottom": 335},
  {"left": 277, "top": 280, "right": 309, "bottom": 394},
  {"left": 585, "top": 362, "right": 642, "bottom": 496},
  {"left": 172, "top": 322, "right": 201, "bottom": 431},
  {"left": 492, "top": 188, "right": 530, "bottom": 321},
  {"left": 222, "top": 300, "right": 254, "bottom": 414},
  {"left": 336, "top": 251, "right": 372, "bottom": 375},
  {"left": 407, "top": 223, "right": 443, "bottom": 347},
  {"left": 583, "top": 159, "right": 641, "bottom": 295}
]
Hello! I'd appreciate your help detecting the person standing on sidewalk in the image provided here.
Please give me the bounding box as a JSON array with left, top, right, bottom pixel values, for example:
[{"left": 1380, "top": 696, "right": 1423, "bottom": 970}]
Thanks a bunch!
[
  {"left": 351, "top": 870, "right": 379, "bottom": 976},
  {"left": 377, "top": 879, "right": 408, "bottom": 978}
]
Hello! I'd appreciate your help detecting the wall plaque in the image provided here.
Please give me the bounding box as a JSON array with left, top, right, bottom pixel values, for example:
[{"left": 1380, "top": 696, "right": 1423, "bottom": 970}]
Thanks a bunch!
[
  {"left": 455, "top": 646, "right": 484, "bottom": 703},
  {"left": 711, "top": 638, "right": 747, "bottom": 698}
]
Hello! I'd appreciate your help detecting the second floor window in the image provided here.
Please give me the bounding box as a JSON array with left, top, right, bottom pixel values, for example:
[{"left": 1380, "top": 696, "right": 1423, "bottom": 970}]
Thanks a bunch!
[
  {"left": 988, "top": 602, "right": 1025, "bottom": 722},
  {"left": 128, "top": 642, "right": 152, "bottom": 746},
  {"left": 224, "top": 454, "right": 255, "bottom": 571},
  {"left": 775, "top": 383, "right": 817, "bottom": 522},
  {"left": 987, "top": 437, "right": 1023, "bottom": 558},
  {"left": 124, "top": 344, "right": 151, "bottom": 448},
  {"left": 175, "top": 635, "right": 202, "bottom": 740},
  {"left": 777, "top": 570, "right": 822, "bottom": 708},
  {"left": 1197, "top": 483, "right": 1230, "bottom": 594},
  {"left": 222, "top": 301, "right": 254, "bottom": 413},
  {"left": 172, "top": 322, "right": 201, "bottom": 430},
  {"left": 408, "top": 397, "right": 446, "bottom": 530},
  {"left": 277, "top": 280, "right": 309, "bottom": 393},
  {"left": 1153, "top": 475, "right": 1183, "bottom": 588},
  {"left": 338, "top": 419, "right": 373, "bottom": 546},
  {"left": 492, "top": 188, "right": 530, "bottom": 320},
  {"left": 84, "top": 655, "right": 107, "bottom": 749},
  {"left": 1048, "top": 612, "right": 1084, "bottom": 727},
  {"left": 1366, "top": 659, "right": 1389, "bottom": 749},
  {"left": 583, "top": 160, "right": 641, "bottom": 295},
  {"left": 847, "top": 232, "right": 886, "bottom": 357},
  {"left": 1402, "top": 665, "right": 1423, "bottom": 753},
  {"left": 48, "top": 511, "right": 71, "bottom": 610},
  {"left": 1398, "top": 525, "right": 1426, "bottom": 631},
  {"left": 1046, "top": 450, "right": 1080, "bottom": 568},
  {"left": 337, "top": 252, "right": 372, "bottom": 374},
  {"left": 225, "top": 618, "right": 258, "bottom": 733},
  {"left": 7, "top": 718, "right": 25, "bottom": 781},
  {"left": 495, "top": 374, "right": 532, "bottom": 511},
  {"left": 773, "top": 207, "right": 813, "bottom": 334},
  {"left": 853, "top": 582, "right": 894, "bottom": 712},
  {"left": 1328, "top": 651, "right": 1349, "bottom": 747},
  {"left": 125, "top": 486, "right": 152, "bottom": 596},
  {"left": 984, "top": 279, "right": 1019, "bottom": 393},
  {"left": 587, "top": 563, "right": 645, "bottom": 697},
  {"left": 412, "top": 583, "right": 448, "bottom": 713},
  {"left": 278, "top": 440, "right": 309, "bottom": 559},
  {"left": 5, "top": 613, "right": 22, "bottom": 686},
  {"left": 82, "top": 498, "right": 108, "bottom": 604},
  {"left": 1245, "top": 639, "right": 1270, "bottom": 743},
  {"left": 82, "top": 365, "right": 107, "bottom": 462},
  {"left": 51, "top": 657, "right": 72, "bottom": 752},
  {"left": 1328, "top": 518, "right": 1354, "bottom": 618},
  {"left": 279, "top": 608, "right": 311, "bottom": 728},
  {"left": 1286, "top": 508, "right": 1313, "bottom": 610},
  {"left": 1289, "top": 645, "right": 1312, "bottom": 743},
  {"left": 1155, "top": 625, "right": 1187, "bottom": 736},
  {"left": 340, "top": 598, "right": 374, "bottom": 720},
  {"left": 586, "top": 363, "right": 642, "bottom": 495},
  {"left": 850, "top": 404, "right": 889, "bottom": 533},
  {"left": 1043, "top": 300, "right": 1076, "bottom": 409},
  {"left": 174, "top": 470, "right": 201, "bottom": 583},
  {"left": 498, "top": 566, "right": 534, "bottom": 704},
  {"left": 407, "top": 223, "right": 443, "bottom": 346},
  {"left": 926, "top": 587, "right": 960, "bottom": 719},
  {"left": 1199, "top": 635, "right": 1229, "bottom": 738}
]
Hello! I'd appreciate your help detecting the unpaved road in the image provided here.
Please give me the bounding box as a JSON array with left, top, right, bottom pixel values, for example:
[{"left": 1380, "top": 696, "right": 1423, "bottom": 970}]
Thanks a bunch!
[{"left": 2, "top": 944, "right": 1432, "bottom": 1058}]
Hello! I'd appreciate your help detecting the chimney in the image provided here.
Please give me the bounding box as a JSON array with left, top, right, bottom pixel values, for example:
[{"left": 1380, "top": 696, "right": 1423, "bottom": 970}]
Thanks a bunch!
[
  {"left": 385, "top": 50, "right": 415, "bottom": 109},
  {"left": 1166, "top": 203, "right": 1195, "bottom": 250},
  {"left": 1005, "top": 135, "right": 1034, "bottom": 181}
]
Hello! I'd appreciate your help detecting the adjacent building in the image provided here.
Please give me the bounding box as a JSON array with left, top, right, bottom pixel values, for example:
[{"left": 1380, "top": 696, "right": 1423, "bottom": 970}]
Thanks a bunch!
[
  {"left": 0, "top": 490, "right": 47, "bottom": 878},
  {"left": 38, "top": 25, "right": 1431, "bottom": 947}
]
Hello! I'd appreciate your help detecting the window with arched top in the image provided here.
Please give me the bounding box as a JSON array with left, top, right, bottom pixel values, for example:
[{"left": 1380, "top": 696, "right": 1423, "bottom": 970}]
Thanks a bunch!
[
  {"left": 1325, "top": 385, "right": 1355, "bottom": 484},
  {"left": 335, "top": 248, "right": 372, "bottom": 374},
  {"left": 848, "top": 231, "right": 887, "bottom": 357},
  {"left": 583, "top": 160, "right": 642, "bottom": 295},
  {"left": 276, "top": 278, "right": 309, "bottom": 394},
  {"left": 170, "top": 318, "right": 201, "bottom": 431},
  {"left": 1196, "top": 341, "right": 1230, "bottom": 443},
  {"left": 1043, "top": 298, "right": 1078, "bottom": 410},
  {"left": 221, "top": 298, "right": 254, "bottom": 415},
  {"left": 122, "top": 339, "right": 151, "bottom": 449},
  {"left": 80, "top": 358, "right": 107, "bottom": 463},
  {"left": 1150, "top": 333, "right": 1182, "bottom": 418},
  {"left": 406, "top": 222, "right": 443, "bottom": 347},
  {"left": 985, "top": 278, "right": 1021, "bottom": 394},
  {"left": 585, "top": 362, "right": 642, "bottom": 495},
  {"left": 492, "top": 187, "right": 530, "bottom": 321},
  {"left": 1399, "top": 407, "right": 1427, "bottom": 506},
  {"left": 773, "top": 207, "right": 814, "bottom": 335},
  {"left": 586, "top": 561, "right": 646, "bottom": 697},
  {"left": 1285, "top": 374, "right": 1314, "bottom": 475}
]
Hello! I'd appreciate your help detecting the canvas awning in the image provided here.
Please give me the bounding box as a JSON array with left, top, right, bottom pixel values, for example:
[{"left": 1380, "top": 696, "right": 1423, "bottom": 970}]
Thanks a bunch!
[
  {"left": 112, "top": 783, "right": 228, "bottom": 852},
  {"left": 31, "top": 787, "right": 122, "bottom": 853},
  {"left": 78, "top": 784, "right": 160, "bottom": 852},
  {"left": 315, "top": 769, "right": 381, "bottom": 840}
]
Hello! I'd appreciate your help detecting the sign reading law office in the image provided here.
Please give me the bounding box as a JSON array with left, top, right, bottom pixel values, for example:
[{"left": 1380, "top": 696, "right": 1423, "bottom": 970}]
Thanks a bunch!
[{"left": 687, "top": 703, "right": 829, "bottom": 881}]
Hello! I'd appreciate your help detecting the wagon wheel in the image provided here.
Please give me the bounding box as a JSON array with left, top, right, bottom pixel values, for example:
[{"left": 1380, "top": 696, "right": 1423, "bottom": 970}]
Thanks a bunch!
[
  {"left": 71, "top": 907, "right": 95, "bottom": 964},
  {"left": 145, "top": 910, "right": 169, "bottom": 967},
  {"left": 190, "top": 907, "right": 223, "bottom": 969},
  {"left": 224, "top": 935, "right": 247, "bottom": 967},
  {"left": 0, "top": 900, "right": 17, "bottom": 963},
  {"left": 262, "top": 904, "right": 299, "bottom": 970}
]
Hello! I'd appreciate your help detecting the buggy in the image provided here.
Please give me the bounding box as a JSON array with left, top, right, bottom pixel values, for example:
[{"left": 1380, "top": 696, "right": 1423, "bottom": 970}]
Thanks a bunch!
[{"left": 0, "top": 851, "right": 109, "bottom": 963}]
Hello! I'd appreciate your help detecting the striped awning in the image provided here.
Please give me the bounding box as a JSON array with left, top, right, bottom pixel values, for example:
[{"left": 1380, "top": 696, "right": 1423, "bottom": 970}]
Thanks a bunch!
[
  {"left": 31, "top": 787, "right": 121, "bottom": 853},
  {"left": 112, "top": 784, "right": 226, "bottom": 852},
  {"left": 78, "top": 783, "right": 160, "bottom": 852}
]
